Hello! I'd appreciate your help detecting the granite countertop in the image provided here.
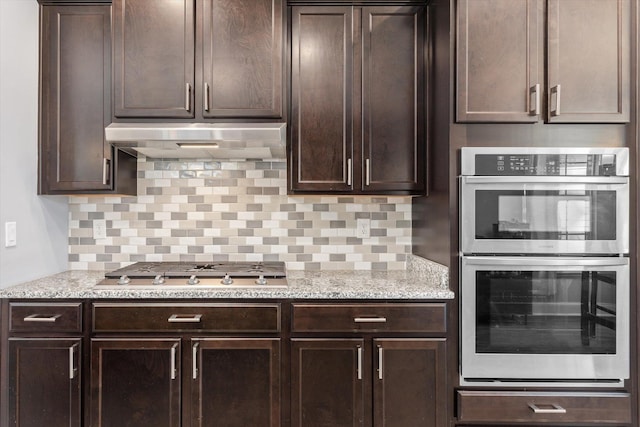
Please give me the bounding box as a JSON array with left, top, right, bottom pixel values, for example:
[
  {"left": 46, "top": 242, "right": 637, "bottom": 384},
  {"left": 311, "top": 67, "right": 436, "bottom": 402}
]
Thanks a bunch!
[{"left": 0, "top": 256, "right": 453, "bottom": 300}]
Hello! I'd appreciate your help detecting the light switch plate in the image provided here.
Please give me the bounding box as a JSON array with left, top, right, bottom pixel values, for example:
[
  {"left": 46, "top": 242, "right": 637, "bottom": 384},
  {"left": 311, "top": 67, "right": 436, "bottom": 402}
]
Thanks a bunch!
[
  {"left": 356, "top": 218, "right": 370, "bottom": 239},
  {"left": 93, "top": 219, "right": 107, "bottom": 240},
  {"left": 5, "top": 222, "right": 16, "bottom": 247}
]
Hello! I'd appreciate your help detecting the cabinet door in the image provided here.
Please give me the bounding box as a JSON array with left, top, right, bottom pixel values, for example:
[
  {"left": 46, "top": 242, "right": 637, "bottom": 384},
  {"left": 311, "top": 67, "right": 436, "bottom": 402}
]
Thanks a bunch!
[
  {"left": 200, "top": 0, "right": 283, "bottom": 118},
  {"left": 373, "top": 339, "right": 446, "bottom": 427},
  {"left": 290, "top": 6, "right": 354, "bottom": 193},
  {"left": 39, "top": 5, "right": 114, "bottom": 193},
  {"left": 547, "top": 0, "right": 630, "bottom": 123},
  {"left": 362, "top": 6, "right": 425, "bottom": 193},
  {"left": 191, "top": 338, "right": 280, "bottom": 427},
  {"left": 456, "top": 0, "right": 543, "bottom": 122},
  {"left": 90, "top": 338, "right": 181, "bottom": 427},
  {"left": 113, "top": 0, "right": 195, "bottom": 118},
  {"left": 291, "top": 339, "right": 365, "bottom": 427},
  {"left": 8, "top": 339, "right": 81, "bottom": 427}
]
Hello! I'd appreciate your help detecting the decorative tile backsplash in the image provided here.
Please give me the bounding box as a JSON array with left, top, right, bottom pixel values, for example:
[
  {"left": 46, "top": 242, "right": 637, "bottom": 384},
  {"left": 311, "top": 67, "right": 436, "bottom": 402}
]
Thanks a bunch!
[{"left": 68, "top": 158, "right": 413, "bottom": 271}]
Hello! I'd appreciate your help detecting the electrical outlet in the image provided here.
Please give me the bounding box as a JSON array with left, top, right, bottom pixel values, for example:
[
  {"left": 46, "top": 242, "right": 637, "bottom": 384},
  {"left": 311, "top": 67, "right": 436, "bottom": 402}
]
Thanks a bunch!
[
  {"left": 356, "top": 218, "right": 370, "bottom": 239},
  {"left": 93, "top": 219, "right": 107, "bottom": 240},
  {"left": 5, "top": 222, "right": 16, "bottom": 247}
]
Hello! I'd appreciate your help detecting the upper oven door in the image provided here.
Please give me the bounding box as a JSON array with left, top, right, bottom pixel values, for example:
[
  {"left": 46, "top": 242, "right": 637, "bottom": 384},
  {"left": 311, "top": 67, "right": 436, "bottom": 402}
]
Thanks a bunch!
[{"left": 460, "top": 176, "right": 629, "bottom": 255}]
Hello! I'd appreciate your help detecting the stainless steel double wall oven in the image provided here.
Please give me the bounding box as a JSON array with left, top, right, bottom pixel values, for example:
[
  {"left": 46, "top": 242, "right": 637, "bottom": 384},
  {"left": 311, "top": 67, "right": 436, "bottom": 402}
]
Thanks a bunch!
[{"left": 459, "top": 147, "right": 630, "bottom": 386}]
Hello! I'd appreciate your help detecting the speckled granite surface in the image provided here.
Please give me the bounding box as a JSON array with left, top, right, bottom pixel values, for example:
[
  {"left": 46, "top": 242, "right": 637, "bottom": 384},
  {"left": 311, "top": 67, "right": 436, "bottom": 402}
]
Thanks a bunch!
[{"left": 0, "top": 255, "right": 452, "bottom": 300}]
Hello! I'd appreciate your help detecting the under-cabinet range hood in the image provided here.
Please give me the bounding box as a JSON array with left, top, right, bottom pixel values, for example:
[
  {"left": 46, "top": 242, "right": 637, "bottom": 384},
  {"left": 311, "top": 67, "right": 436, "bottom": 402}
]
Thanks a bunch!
[{"left": 105, "top": 123, "right": 286, "bottom": 160}]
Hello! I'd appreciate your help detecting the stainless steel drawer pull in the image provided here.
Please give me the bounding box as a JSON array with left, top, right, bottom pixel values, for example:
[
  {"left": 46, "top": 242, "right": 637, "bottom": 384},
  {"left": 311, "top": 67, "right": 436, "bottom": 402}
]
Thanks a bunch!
[
  {"left": 528, "top": 403, "right": 567, "bottom": 414},
  {"left": 365, "top": 159, "right": 371, "bottom": 186},
  {"left": 529, "top": 83, "right": 540, "bottom": 116},
  {"left": 550, "top": 84, "right": 561, "bottom": 116},
  {"left": 69, "top": 344, "right": 78, "bottom": 380},
  {"left": 192, "top": 343, "right": 199, "bottom": 380},
  {"left": 23, "top": 314, "right": 61, "bottom": 323},
  {"left": 354, "top": 317, "right": 387, "bottom": 323},
  {"left": 185, "top": 82, "right": 191, "bottom": 112},
  {"left": 102, "top": 158, "right": 110, "bottom": 185},
  {"left": 168, "top": 314, "right": 202, "bottom": 323},
  {"left": 204, "top": 83, "right": 210, "bottom": 112},
  {"left": 170, "top": 343, "right": 178, "bottom": 380},
  {"left": 357, "top": 346, "right": 363, "bottom": 380}
]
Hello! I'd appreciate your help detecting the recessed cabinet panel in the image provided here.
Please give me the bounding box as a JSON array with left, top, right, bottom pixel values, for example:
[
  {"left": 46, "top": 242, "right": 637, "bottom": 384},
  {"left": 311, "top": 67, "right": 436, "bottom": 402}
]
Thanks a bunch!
[
  {"left": 9, "top": 339, "right": 82, "bottom": 427},
  {"left": 456, "top": 0, "right": 541, "bottom": 122},
  {"left": 113, "top": 0, "right": 195, "bottom": 117},
  {"left": 547, "top": 0, "right": 630, "bottom": 122},
  {"left": 373, "top": 339, "right": 446, "bottom": 427},
  {"left": 290, "top": 7, "right": 353, "bottom": 191},
  {"left": 192, "top": 339, "right": 280, "bottom": 427},
  {"left": 39, "top": 5, "right": 115, "bottom": 193},
  {"left": 363, "top": 6, "right": 424, "bottom": 192},
  {"left": 90, "top": 339, "right": 181, "bottom": 427},
  {"left": 291, "top": 339, "right": 365, "bottom": 427},
  {"left": 201, "top": 0, "right": 283, "bottom": 118}
]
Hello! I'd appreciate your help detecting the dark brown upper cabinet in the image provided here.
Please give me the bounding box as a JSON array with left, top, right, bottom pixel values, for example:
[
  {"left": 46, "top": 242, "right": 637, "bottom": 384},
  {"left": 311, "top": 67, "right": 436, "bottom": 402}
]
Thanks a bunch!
[
  {"left": 289, "top": 5, "right": 425, "bottom": 195},
  {"left": 38, "top": 4, "right": 136, "bottom": 195},
  {"left": 456, "top": 0, "right": 630, "bottom": 123},
  {"left": 113, "top": 0, "right": 284, "bottom": 119}
]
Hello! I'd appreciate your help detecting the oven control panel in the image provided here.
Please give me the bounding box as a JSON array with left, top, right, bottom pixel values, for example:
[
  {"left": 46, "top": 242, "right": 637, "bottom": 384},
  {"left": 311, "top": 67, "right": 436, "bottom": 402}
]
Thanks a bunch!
[{"left": 474, "top": 153, "right": 617, "bottom": 176}]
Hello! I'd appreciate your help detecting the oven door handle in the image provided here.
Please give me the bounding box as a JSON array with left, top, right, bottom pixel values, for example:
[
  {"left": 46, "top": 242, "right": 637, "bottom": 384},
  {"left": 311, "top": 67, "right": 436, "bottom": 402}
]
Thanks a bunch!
[
  {"left": 462, "top": 176, "right": 628, "bottom": 184},
  {"left": 463, "top": 256, "right": 629, "bottom": 267}
]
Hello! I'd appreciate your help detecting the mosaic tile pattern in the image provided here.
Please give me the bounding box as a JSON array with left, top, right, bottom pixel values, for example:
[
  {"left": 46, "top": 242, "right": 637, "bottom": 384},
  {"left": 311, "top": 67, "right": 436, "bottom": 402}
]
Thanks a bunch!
[{"left": 68, "top": 158, "right": 413, "bottom": 271}]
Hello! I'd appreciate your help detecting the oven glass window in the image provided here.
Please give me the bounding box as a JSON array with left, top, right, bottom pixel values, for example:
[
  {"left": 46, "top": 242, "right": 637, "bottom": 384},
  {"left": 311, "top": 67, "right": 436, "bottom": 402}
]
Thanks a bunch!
[
  {"left": 476, "top": 270, "right": 617, "bottom": 354},
  {"left": 475, "top": 190, "right": 616, "bottom": 241}
]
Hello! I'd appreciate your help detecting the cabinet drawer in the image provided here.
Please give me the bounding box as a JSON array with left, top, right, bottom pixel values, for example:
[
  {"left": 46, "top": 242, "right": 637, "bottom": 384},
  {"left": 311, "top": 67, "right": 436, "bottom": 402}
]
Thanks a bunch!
[
  {"left": 9, "top": 302, "right": 82, "bottom": 333},
  {"left": 457, "top": 390, "right": 632, "bottom": 424},
  {"left": 292, "top": 303, "right": 446, "bottom": 333},
  {"left": 92, "top": 303, "right": 280, "bottom": 333}
]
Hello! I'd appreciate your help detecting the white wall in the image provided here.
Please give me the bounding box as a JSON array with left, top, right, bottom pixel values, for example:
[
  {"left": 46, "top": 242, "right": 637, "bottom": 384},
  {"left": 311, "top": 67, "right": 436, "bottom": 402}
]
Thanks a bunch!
[{"left": 0, "top": 0, "right": 68, "bottom": 287}]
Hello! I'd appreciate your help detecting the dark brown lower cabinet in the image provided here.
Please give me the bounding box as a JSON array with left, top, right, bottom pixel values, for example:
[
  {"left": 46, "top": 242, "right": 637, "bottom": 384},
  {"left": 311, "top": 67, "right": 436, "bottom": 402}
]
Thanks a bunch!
[
  {"left": 90, "top": 338, "right": 182, "bottom": 427},
  {"left": 291, "top": 339, "right": 365, "bottom": 427},
  {"left": 291, "top": 338, "right": 446, "bottom": 427},
  {"left": 8, "top": 338, "right": 82, "bottom": 427},
  {"left": 191, "top": 338, "right": 280, "bottom": 427}
]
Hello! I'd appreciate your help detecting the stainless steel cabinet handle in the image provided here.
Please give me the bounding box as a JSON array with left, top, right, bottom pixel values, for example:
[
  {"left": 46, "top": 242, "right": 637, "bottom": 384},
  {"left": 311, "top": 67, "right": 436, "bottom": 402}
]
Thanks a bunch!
[
  {"left": 168, "top": 314, "right": 202, "bottom": 323},
  {"left": 192, "top": 342, "right": 199, "bottom": 380},
  {"left": 204, "top": 83, "right": 210, "bottom": 112},
  {"left": 528, "top": 403, "right": 567, "bottom": 414},
  {"left": 354, "top": 317, "right": 387, "bottom": 323},
  {"left": 357, "top": 346, "right": 362, "bottom": 380},
  {"left": 69, "top": 344, "right": 78, "bottom": 380},
  {"left": 185, "top": 83, "right": 191, "bottom": 112},
  {"left": 347, "top": 158, "right": 352, "bottom": 186},
  {"left": 529, "top": 84, "right": 540, "bottom": 116},
  {"left": 23, "top": 314, "right": 61, "bottom": 323},
  {"left": 170, "top": 343, "right": 178, "bottom": 380},
  {"left": 377, "top": 346, "right": 383, "bottom": 380},
  {"left": 550, "top": 84, "right": 561, "bottom": 116},
  {"left": 365, "top": 159, "right": 371, "bottom": 186},
  {"left": 102, "top": 158, "right": 110, "bottom": 185}
]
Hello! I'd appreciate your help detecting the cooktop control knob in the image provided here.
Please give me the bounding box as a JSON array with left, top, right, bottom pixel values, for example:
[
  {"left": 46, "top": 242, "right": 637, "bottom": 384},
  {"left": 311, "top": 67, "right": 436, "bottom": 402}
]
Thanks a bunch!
[
  {"left": 221, "top": 274, "right": 234, "bottom": 285},
  {"left": 255, "top": 275, "right": 268, "bottom": 286},
  {"left": 152, "top": 274, "right": 165, "bottom": 285},
  {"left": 187, "top": 275, "right": 200, "bottom": 285},
  {"left": 118, "top": 275, "right": 131, "bottom": 285}
]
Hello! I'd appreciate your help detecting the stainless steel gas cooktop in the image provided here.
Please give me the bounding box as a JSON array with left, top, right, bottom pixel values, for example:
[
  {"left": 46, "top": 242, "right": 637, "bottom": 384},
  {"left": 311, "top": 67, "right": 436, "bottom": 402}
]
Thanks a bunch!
[{"left": 95, "top": 261, "right": 287, "bottom": 288}]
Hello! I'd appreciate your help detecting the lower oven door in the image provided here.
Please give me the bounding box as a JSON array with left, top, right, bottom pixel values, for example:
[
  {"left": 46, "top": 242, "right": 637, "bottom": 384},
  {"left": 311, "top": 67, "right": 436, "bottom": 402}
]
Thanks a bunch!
[{"left": 460, "top": 256, "right": 629, "bottom": 382}]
